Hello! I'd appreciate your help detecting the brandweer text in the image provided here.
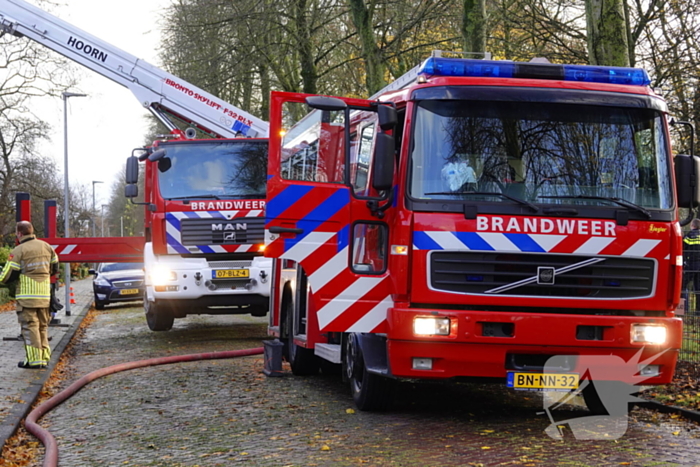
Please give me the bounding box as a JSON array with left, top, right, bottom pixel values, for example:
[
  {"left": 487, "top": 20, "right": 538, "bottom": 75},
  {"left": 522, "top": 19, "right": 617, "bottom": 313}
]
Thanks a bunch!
[
  {"left": 190, "top": 201, "right": 265, "bottom": 210},
  {"left": 477, "top": 216, "right": 616, "bottom": 236}
]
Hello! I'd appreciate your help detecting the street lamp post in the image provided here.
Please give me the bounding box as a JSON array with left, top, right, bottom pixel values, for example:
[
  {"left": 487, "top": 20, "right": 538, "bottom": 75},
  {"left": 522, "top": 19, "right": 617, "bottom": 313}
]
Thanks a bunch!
[
  {"left": 101, "top": 204, "right": 108, "bottom": 237},
  {"left": 63, "top": 91, "right": 87, "bottom": 316},
  {"left": 92, "top": 180, "right": 103, "bottom": 237}
]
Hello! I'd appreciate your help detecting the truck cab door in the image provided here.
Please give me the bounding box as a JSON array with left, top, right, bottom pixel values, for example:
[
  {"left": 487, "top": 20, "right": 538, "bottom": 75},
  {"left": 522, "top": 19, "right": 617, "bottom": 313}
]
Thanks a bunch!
[{"left": 265, "top": 92, "right": 395, "bottom": 333}]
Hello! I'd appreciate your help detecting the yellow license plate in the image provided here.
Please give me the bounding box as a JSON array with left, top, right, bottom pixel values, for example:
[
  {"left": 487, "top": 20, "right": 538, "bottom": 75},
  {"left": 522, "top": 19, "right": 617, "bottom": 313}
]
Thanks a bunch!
[
  {"left": 119, "top": 288, "right": 139, "bottom": 295},
  {"left": 507, "top": 372, "right": 579, "bottom": 391},
  {"left": 213, "top": 269, "right": 249, "bottom": 279}
]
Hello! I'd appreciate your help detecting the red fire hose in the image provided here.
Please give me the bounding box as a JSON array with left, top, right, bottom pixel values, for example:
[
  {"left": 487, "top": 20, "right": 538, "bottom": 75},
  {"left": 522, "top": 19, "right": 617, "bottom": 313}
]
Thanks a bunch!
[{"left": 25, "top": 347, "right": 264, "bottom": 467}]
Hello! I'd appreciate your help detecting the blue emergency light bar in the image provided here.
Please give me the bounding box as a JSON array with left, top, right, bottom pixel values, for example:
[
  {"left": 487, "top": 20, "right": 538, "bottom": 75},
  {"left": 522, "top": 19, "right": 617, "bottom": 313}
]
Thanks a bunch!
[{"left": 419, "top": 57, "right": 651, "bottom": 86}]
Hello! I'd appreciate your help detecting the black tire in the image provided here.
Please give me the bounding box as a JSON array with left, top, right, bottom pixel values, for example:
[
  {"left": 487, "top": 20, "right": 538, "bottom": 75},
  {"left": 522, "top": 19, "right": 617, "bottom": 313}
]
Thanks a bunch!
[
  {"left": 581, "top": 380, "right": 635, "bottom": 416},
  {"left": 345, "top": 334, "right": 395, "bottom": 411},
  {"left": 285, "top": 299, "right": 319, "bottom": 376},
  {"left": 581, "top": 381, "right": 607, "bottom": 415},
  {"left": 94, "top": 299, "right": 106, "bottom": 310},
  {"left": 145, "top": 297, "right": 174, "bottom": 332}
]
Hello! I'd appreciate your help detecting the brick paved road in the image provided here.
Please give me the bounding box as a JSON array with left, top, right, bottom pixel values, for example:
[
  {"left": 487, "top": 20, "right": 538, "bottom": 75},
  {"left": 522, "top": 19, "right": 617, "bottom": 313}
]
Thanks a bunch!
[
  {"left": 0, "top": 278, "right": 94, "bottom": 447},
  {"left": 26, "top": 304, "right": 700, "bottom": 467}
]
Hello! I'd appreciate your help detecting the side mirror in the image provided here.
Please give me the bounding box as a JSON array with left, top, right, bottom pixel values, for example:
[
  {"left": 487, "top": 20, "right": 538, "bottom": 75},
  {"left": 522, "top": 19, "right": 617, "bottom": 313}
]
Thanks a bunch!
[
  {"left": 125, "top": 155, "right": 139, "bottom": 184},
  {"left": 371, "top": 133, "right": 394, "bottom": 191},
  {"left": 674, "top": 154, "right": 700, "bottom": 208},
  {"left": 148, "top": 148, "right": 167, "bottom": 162},
  {"left": 125, "top": 184, "right": 138, "bottom": 199},
  {"left": 377, "top": 105, "right": 397, "bottom": 131},
  {"left": 305, "top": 96, "right": 347, "bottom": 111},
  {"left": 88, "top": 269, "right": 96, "bottom": 275}
]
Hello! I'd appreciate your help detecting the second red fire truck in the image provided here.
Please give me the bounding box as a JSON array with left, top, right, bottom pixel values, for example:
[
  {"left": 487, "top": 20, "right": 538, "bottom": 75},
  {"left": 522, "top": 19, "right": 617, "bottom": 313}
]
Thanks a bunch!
[{"left": 264, "top": 52, "right": 693, "bottom": 412}]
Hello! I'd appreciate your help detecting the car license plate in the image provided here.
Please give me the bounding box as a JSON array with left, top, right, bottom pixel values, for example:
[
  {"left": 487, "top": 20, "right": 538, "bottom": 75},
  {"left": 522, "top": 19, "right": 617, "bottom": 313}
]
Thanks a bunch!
[
  {"left": 506, "top": 372, "right": 579, "bottom": 391},
  {"left": 212, "top": 269, "right": 249, "bottom": 279},
  {"left": 119, "top": 288, "right": 139, "bottom": 295}
]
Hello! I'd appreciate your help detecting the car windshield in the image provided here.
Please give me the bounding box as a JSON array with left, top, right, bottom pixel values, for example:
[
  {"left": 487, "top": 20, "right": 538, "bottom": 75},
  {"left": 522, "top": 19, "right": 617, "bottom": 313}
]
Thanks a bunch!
[
  {"left": 99, "top": 263, "right": 143, "bottom": 273},
  {"left": 157, "top": 140, "right": 267, "bottom": 200},
  {"left": 409, "top": 99, "right": 673, "bottom": 210}
]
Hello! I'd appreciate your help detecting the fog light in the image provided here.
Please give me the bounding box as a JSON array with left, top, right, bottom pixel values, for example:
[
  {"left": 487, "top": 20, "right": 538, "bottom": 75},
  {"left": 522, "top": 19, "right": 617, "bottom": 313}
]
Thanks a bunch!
[
  {"left": 412, "top": 358, "right": 433, "bottom": 370},
  {"left": 414, "top": 317, "right": 450, "bottom": 336},
  {"left": 631, "top": 325, "right": 667, "bottom": 344},
  {"left": 639, "top": 364, "right": 660, "bottom": 377},
  {"left": 155, "top": 285, "right": 179, "bottom": 292}
]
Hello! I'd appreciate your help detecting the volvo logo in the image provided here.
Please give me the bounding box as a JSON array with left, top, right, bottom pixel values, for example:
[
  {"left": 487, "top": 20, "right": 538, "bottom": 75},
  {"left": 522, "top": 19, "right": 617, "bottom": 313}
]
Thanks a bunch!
[
  {"left": 212, "top": 223, "right": 248, "bottom": 231},
  {"left": 537, "top": 266, "right": 555, "bottom": 285}
]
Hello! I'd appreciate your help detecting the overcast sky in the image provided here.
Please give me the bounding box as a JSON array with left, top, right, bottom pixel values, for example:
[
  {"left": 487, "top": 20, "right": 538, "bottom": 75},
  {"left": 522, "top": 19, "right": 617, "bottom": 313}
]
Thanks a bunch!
[{"left": 28, "top": 0, "right": 171, "bottom": 208}]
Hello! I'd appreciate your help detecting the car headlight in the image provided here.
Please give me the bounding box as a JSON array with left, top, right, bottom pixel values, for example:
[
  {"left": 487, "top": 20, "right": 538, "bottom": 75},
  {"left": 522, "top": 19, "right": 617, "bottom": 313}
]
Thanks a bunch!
[
  {"left": 93, "top": 277, "right": 110, "bottom": 287},
  {"left": 150, "top": 266, "right": 177, "bottom": 286},
  {"left": 631, "top": 324, "right": 667, "bottom": 345},
  {"left": 413, "top": 317, "right": 451, "bottom": 336}
]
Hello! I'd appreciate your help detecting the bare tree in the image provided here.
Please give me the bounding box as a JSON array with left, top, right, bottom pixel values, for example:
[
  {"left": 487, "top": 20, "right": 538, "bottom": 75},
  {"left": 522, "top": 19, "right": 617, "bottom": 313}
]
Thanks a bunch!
[{"left": 0, "top": 31, "right": 75, "bottom": 240}]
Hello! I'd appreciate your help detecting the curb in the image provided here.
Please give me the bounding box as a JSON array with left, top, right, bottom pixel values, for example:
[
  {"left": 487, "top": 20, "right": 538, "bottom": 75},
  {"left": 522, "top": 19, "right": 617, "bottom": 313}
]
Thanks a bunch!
[
  {"left": 0, "top": 296, "right": 93, "bottom": 451},
  {"left": 634, "top": 400, "right": 700, "bottom": 424}
]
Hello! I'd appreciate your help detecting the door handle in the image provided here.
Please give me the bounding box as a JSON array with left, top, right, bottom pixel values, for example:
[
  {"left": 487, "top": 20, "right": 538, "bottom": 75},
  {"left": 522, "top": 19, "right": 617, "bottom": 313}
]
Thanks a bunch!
[{"left": 269, "top": 226, "right": 304, "bottom": 235}]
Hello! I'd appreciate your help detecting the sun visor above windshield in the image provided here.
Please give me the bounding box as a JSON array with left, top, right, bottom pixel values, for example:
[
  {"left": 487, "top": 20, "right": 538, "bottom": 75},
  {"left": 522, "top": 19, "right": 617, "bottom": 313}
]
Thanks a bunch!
[{"left": 411, "top": 86, "right": 667, "bottom": 113}]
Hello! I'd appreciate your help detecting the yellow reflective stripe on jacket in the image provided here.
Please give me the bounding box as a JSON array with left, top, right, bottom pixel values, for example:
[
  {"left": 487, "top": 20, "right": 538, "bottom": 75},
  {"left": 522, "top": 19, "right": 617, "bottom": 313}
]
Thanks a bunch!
[
  {"left": 685, "top": 237, "right": 700, "bottom": 245},
  {"left": 0, "top": 260, "right": 20, "bottom": 282},
  {"left": 17, "top": 275, "right": 51, "bottom": 300}
]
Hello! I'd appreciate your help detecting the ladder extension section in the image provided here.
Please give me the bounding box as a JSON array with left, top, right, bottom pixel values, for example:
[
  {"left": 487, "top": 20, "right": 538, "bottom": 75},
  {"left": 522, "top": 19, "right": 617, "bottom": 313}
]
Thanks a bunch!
[{"left": 0, "top": 0, "right": 268, "bottom": 138}]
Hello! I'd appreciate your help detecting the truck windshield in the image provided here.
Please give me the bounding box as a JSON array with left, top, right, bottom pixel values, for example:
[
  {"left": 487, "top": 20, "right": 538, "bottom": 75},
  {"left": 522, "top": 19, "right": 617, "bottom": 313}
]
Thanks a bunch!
[
  {"left": 158, "top": 140, "right": 267, "bottom": 200},
  {"left": 409, "top": 100, "right": 673, "bottom": 210}
]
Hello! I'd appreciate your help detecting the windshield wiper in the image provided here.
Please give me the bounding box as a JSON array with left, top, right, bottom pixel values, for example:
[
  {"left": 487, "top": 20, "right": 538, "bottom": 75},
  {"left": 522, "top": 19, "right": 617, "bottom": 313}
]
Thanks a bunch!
[
  {"left": 538, "top": 195, "right": 652, "bottom": 218},
  {"left": 167, "top": 195, "right": 222, "bottom": 200},
  {"left": 425, "top": 191, "right": 539, "bottom": 212}
]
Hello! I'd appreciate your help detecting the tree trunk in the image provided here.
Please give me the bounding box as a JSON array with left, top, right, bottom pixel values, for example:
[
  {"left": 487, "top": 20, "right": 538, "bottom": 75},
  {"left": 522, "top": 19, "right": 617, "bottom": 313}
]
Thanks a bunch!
[
  {"left": 585, "top": 0, "right": 630, "bottom": 66},
  {"left": 295, "top": 0, "right": 318, "bottom": 94},
  {"left": 462, "top": 0, "right": 486, "bottom": 55},
  {"left": 347, "top": 0, "right": 385, "bottom": 95}
]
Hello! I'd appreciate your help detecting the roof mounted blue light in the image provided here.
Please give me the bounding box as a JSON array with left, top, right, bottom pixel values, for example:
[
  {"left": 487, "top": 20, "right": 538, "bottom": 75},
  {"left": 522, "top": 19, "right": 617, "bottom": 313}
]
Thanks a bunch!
[{"left": 419, "top": 57, "right": 651, "bottom": 86}]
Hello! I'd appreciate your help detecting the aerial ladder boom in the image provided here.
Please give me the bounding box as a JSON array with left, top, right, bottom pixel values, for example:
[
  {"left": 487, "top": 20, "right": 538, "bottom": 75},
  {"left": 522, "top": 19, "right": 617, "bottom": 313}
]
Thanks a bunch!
[{"left": 0, "top": 0, "right": 269, "bottom": 138}]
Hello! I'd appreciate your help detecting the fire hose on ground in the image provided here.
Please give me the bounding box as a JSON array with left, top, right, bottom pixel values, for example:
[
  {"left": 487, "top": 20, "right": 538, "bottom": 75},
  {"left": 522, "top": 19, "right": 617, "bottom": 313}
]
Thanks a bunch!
[{"left": 25, "top": 347, "right": 265, "bottom": 467}]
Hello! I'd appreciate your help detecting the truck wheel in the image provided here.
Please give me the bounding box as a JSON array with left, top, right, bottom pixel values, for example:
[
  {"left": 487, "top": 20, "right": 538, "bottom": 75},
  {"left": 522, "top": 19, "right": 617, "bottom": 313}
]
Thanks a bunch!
[
  {"left": 285, "top": 300, "right": 319, "bottom": 375},
  {"left": 344, "top": 333, "right": 395, "bottom": 411},
  {"left": 145, "top": 297, "right": 174, "bottom": 332},
  {"left": 582, "top": 381, "right": 635, "bottom": 416}
]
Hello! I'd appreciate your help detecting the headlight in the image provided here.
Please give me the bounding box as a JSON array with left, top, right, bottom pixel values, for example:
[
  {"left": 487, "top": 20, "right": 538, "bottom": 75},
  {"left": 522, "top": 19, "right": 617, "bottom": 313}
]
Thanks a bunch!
[
  {"left": 631, "top": 324, "right": 667, "bottom": 345},
  {"left": 413, "top": 317, "right": 451, "bottom": 336},
  {"left": 93, "top": 278, "right": 110, "bottom": 287},
  {"left": 151, "top": 266, "right": 177, "bottom": 286}
]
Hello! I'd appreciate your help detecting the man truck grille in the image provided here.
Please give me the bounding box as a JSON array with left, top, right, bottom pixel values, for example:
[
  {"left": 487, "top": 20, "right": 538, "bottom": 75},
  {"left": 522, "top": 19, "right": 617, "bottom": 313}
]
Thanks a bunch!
[
  {"left": 179, "top": 217, "right": 265, "bottom": 246},
  {"left": 429, "top": 252, "right": 655, "bottom": 299}
]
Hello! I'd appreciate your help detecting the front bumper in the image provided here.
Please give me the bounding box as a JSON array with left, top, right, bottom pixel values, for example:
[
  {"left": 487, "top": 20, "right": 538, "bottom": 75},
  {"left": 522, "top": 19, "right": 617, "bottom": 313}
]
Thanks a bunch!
[
  {"left": 386, "top": 307, "right": 683, "bottom": 385},
  {"left": 147, "top": 259, "right": 271, "bottom": 301}
]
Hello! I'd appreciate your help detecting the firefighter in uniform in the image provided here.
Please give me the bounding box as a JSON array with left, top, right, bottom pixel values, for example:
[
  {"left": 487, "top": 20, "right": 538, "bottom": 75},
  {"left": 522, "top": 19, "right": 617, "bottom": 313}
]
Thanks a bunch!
[
  {"left": 683, "top": 219, "right": 700, "bottom": 304},
  {"left": 0, "top": 221, "right": 59, "bottom": 369}
]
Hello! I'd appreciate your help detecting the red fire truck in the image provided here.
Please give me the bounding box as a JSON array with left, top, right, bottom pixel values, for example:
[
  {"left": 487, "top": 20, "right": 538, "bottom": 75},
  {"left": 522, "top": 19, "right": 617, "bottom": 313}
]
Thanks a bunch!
[
  {"left": 264, "top": 52, "right": 694, "bottom": 411},
  {"left": 1, "top": 0, "right": 271, "bottom": 331}
]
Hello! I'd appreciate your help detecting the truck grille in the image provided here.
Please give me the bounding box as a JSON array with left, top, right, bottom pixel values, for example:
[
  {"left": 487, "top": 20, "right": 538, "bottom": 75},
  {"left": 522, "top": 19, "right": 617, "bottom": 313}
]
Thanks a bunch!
[
  {"left": 180, "top": 217, "right": 264, "bottom": 246},
  {"left": 430, "top": 252, "right": 655, "bottom": 299}
]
